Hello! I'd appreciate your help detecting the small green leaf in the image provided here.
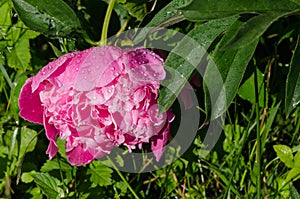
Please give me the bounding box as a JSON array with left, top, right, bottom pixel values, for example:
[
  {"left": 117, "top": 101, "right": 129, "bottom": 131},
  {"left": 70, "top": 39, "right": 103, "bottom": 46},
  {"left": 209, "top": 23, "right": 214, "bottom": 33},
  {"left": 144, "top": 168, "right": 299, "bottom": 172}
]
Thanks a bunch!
[
  {"left": 238, "top": 68, "right": 265, "bottom": 107},
  {"left": 286, "top": 33, "right": 300, "bottom": 114},
  {"left": 87, "top": 161, "right": 113, "bottom": 186},
  {"left": 19, "top": 127, "right": 37, "bottom": 159},
  {"left": 21, "top": 170, "right": 36, "bottom": 183},
  {"left": 41, "top": 159, "right": 72, "bottom": 172},
  {"left": 48, "top": 43, "right": 64, "bottom": 58},
  {"left": 56, "top": 139, "right": 67, "bottom": 159},
  {"left": 294, "top": 151, "right": 300, "bottom": 167},
  {"left": 32, "top": 172, "right": 60, "bottom": 199},
  {"left": 6, "top": 28, "right": 40, "bottom": 72},
  {"left": 12, "top": 0, "right": 82, "bottom": 37},
  {"left": 290, "top": 184, "right": 300, "bottom": 199},
  {"left": 286, "top": 167, "right": 300, "bottom": 182},
  {"left": 179, "top": 0, "right": 300, "bottom": 21},
  {"left": 274, "top": 144, "right": 294, "bottom": 168}
]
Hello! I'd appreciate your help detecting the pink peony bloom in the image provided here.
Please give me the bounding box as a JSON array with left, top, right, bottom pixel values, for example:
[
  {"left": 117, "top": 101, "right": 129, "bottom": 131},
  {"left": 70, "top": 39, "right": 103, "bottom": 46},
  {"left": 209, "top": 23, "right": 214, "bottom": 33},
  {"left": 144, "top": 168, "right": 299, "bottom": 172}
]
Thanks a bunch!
[{"left": 18, "top": 46, "right": 174, "bottom": 166}]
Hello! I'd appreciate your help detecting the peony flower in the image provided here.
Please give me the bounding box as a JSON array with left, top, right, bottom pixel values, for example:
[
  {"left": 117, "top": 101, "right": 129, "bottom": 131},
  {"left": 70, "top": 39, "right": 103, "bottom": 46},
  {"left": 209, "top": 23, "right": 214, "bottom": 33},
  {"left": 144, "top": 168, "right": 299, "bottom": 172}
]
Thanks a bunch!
[{"left": 18, "top": 46, "right": 174, "bottom": 166}]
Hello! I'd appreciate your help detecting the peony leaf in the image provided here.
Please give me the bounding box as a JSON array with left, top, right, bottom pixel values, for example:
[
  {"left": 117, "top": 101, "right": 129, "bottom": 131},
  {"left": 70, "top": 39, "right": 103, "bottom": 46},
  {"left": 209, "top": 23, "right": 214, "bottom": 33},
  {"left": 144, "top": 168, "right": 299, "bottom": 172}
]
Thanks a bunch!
[
  {"left": 179, "top": 0, "right": 300, "bottom": 21},
  {"left": 12, "top": 0, "right": 82, "bottom": 37},
  {"left": 32, "top": 172, "right": 60, "bottom": 199},
  {"left": 145, "top": 0, "right": 191, "bottom": 28},
  {"left": 158, "top": 16, "right": 237, "bottom": 114},
  {"left": 41, "top": 159, "right": 72, "bottom": 173},
  {"left": 223, "top": 11, "right": 296, "bottom": 50},
  {"left": 286, "top": 34, "right": 300, "bottom": 114},
  {"left": 87, "top": 161, "right": 113, "bottom": 186},
  {"left": 203, "top": 19, "right": 258, "bottom": 119}
]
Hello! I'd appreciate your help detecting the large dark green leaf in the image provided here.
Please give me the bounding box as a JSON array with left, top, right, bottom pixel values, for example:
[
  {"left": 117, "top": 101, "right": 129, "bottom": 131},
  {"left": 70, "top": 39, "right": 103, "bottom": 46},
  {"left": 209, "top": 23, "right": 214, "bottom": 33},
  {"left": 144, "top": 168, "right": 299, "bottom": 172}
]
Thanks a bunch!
[
  {"left": 158, "top": 16, "right": 237, "bottom": 114},
  {"left": 179, "top": 0, "right": 300, "bottom": 21},
  {"left": 223, "top": 11, "right": 297, "bottom": 49},
  {"left": 204, "top": 20, "right": 258, "bottom": 119},
  {"left": 286, "top": 34, "right": 300, "bottom": 114},
  {"left": 145, "top": 0, "right": 191, "bottom": 28},
  {"left": 12, "top": 0, "right": 81, "bottom": 37}
]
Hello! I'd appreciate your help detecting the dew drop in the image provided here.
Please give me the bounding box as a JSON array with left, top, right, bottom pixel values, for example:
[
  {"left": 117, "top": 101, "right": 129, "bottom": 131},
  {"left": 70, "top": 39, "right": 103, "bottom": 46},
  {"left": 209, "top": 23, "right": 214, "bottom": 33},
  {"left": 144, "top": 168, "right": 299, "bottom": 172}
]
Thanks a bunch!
[
  {"left": 48, "top": 65, "right": 53, "bottom": 69},
  {"left": 112, "top": 66, "right": 115, "bottom": 71},
  {"left": 121, "top": 64, "right": 125, "bottom": 70},
  {"left": 75, "top": 67, "right": 79, "bottom": 71}
]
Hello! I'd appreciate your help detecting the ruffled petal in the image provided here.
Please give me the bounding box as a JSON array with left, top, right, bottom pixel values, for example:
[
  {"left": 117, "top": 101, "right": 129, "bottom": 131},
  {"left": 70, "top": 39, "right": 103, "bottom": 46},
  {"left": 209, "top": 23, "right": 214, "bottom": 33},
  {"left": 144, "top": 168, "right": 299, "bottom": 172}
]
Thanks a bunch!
[
  {"left": 125, "top": 48, "right": 166, "bottom": 82},
  {"left": 151, "top": 125, "right": 170, "bottom": 162},
  {"left": 44, "top": 117, "right": 59, "bottom": 159},
  {"left": 75, "top": 46, "right": 123, "bottom": 91},
  {"left": 66, "top": 143, "right": 94, "bottom": 166},
  {"left": 18, "top": 78, "right": 44, "bottom": 124}
]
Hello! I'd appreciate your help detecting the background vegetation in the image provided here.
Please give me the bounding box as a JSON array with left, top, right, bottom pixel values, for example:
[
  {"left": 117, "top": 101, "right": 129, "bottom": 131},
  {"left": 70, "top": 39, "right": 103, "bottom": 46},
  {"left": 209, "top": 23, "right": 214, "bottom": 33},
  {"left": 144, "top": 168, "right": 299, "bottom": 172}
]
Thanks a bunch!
[{"left": 0, "top": 0, "right": 300, "bottom": 198}]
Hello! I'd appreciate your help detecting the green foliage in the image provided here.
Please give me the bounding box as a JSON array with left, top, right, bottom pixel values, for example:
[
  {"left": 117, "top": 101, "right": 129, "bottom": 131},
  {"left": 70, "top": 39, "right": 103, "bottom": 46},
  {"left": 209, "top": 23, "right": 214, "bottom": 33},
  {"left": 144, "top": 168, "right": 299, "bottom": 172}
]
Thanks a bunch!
[
  {"left": 179, "top": 0, "right": 300, "bottom": 20},
  {"left": 32, "top": 172, "right": 61, "bottom": 199},
  {"left": 87, "top": 161, "right": 113, "bottom": 186},
  {"left": 12, "top": 0, "right": 82, "bottom": 37},
  {"left": 118, "top": 0, "right": 147, "bottom": 21},
  {"left": 0, "top": 0, "right": 299, "bottom": 198},
  {"left": 286, "top": 34, "right": 300, "bottom": 114},
  {"left": 158, "top": 16, "right": 236, "bottom": 115}
]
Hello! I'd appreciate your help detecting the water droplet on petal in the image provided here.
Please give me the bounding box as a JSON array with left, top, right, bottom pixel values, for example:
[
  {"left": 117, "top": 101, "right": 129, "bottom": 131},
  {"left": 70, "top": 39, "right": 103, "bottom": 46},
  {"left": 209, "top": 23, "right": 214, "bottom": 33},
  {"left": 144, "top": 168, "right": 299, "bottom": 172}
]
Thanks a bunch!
[
  {"left": 121, "top": 64, "right": 125, "bottom": 70},
  {"left": 112, "top": 66, "right": 115, "bottom": 71},
  {"left": 75, "top": 67, "right": 79, "bottom": 71}
]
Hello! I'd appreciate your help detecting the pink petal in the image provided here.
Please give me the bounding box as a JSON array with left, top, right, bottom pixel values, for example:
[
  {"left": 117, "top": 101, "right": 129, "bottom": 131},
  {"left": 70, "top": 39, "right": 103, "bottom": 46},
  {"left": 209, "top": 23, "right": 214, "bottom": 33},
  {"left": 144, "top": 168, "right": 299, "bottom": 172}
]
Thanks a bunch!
[
  {"left": 179, "top": 85, "right": 195, "bottom": 110},
  {"left": 18, "top": 78, "right": 44, "bottom": 124},
  {"left": 151, "top": 124, "right": 170, "bottom": 162},
  {"left": 66, "top": 143, "right": 94, "bottom": 166},
  {"left": 44, "top": 117, "right": 59, "bottom": 159},
  {"left": 124, "top": 48, "right": 166, "bottom": 82},
  {"left": 31, "top": 52, "right": 78, "bottom": 92},
  {"left": 75, "top": 46, "right": 123, "bottom": 91}
]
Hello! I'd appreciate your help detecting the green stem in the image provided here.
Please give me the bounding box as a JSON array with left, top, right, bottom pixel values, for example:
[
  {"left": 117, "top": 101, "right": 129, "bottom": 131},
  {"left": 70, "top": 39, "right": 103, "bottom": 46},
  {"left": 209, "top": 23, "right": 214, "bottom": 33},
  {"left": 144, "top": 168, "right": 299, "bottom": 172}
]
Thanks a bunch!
[
  {"left": 254, "top": 68, "right": 261, "bottom": 198},
  {"left": 107, "top": 157, "right": 140, "bottom": 199},
  {"left": 99, "top": 0, "right": 116, "bottom": 46}
]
